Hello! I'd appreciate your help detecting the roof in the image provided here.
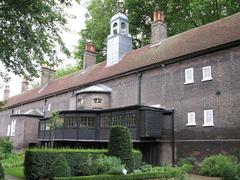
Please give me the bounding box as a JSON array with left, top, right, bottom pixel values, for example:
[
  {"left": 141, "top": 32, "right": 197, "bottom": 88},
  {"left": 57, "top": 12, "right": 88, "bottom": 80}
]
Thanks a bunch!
[
  {"left": 5, "top": 12, "right": 240, "bottom": 108},
  {"left": 111, "top": 12, "right": 128, "bottom": 22},
  {"left": 75, "top": 84, "right": 112, "bottom": 94},
  {"left": 11, "top": 109, "right": 44, "bottom": 118}
]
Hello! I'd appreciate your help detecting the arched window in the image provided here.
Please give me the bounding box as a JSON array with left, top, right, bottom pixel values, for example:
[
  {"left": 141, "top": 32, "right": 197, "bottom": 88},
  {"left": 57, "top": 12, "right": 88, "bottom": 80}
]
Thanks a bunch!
[
  {"left": 113, "top": 22, "right": 118, "bottom": 34},
  {"left": 121, "top": 22, "right": 127, "bottom": 34}
]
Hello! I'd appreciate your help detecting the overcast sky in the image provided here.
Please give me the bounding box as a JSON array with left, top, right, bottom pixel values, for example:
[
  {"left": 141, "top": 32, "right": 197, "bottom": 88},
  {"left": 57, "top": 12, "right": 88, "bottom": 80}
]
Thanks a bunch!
[{"left": 0, "top": 1, "right": 87, "bottom": 100}]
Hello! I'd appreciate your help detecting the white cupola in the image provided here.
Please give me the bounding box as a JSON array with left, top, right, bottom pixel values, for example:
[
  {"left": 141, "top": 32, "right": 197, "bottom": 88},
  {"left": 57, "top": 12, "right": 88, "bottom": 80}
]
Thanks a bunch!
[{"left": 106, "top": 12, "right": 132, "bottom": 67}]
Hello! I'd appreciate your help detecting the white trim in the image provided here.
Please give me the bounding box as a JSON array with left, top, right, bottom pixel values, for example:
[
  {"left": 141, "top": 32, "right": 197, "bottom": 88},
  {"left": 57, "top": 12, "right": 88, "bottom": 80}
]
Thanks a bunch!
[
  {"left": 7, "top": 124, "right": 11, "bottom": 136},
  {"left": 202, "top": 66, "right": 212, "bottom": 81},
  {"left": 186, "top": 112, "right": 196, "bottom": 126},
  {"left": 10, "top": 119, "right": 16, "bottom": 136},
  {"left": 203, "top": 109, "right": 214, "bottom": 127},
  {"left": 184, "top": 68, "right": 194, "bottom": 84},
  {"left": 48, "top": 104, "right": 51, "bottom": 111}
]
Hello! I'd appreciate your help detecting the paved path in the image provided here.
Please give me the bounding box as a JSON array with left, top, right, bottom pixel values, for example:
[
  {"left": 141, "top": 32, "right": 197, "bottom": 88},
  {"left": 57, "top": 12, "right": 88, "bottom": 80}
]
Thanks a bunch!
[
  {"left": 188, "top": 174, "right": 221, "bottom": 180},
  {"left": 5, "top": 175, "right": 25, "bottom": 180}
]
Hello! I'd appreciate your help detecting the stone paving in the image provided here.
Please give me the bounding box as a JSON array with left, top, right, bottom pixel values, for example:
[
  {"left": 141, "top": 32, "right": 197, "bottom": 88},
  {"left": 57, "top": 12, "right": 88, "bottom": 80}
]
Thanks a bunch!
[{"left": 188, "top": 174, "right": 221, "bottom": 180}]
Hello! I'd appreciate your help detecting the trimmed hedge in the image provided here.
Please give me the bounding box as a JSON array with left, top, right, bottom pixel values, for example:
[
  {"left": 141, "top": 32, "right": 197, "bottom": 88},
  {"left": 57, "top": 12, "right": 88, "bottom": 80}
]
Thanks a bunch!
[
  {"left": 49, "top": 154, "right": 71, "bottom": 178},
  {"left": 54, "top": 168, "right": 186, "bottom": 180},
  {"left": 108, "top": 126, "right": 134, "bottom": 172},
  {"left": 24, "top": 148, "right": 142, "bottom": 180}
]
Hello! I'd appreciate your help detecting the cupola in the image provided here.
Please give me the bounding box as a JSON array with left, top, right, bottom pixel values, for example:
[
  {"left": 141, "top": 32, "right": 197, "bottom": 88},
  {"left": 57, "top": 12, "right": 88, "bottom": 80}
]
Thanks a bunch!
[{"left": 107, "top": 12, "right": 132, "bottom": 67}]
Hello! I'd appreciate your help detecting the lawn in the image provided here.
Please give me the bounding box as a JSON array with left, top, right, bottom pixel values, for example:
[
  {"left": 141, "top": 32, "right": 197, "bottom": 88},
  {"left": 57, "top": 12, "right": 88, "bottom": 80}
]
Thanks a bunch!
[{"left": 4, "top": 166, "right": 25, "bottom": 179}]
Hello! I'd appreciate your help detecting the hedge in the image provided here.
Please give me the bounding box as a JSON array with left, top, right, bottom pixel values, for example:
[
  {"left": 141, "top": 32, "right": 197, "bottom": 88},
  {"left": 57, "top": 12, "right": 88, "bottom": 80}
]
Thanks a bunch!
[
  {"left": 24, "top": 149, "right": 142, "bottom": 180},
  {"left": 54, "top": 170, "right": 186, "bottom": 180}
]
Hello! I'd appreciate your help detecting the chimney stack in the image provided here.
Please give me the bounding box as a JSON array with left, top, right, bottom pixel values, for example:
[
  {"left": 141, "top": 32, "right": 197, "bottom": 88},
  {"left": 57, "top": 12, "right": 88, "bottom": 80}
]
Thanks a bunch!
[
  {"left": 3, "top": 85, "right": 10, "bottom": 100},
  {"left": 151, "top": 11, "right": 167, "bottom": 44},
  {"left": 41, "top": 67, "right": 56, "bottom": 87},
  {"left": 21, "top": 77, "right": 29, "bottom": 93},
  {"left": 83, "top": 43, "right": 96, "bottom": 70}
]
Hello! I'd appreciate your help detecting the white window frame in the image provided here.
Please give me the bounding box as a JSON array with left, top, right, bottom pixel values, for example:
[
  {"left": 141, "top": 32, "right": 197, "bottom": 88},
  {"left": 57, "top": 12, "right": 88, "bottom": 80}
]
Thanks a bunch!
[
  {"left": 203, "top": 109, "right": 214, "bottom": 127},
  {"left": 184, "top": 68, "right": 194, "bottom": 84},
  {"left": 7, "top": 124, "right": 11, "bottom": 136},
  {"left": 48, "top": 104, "right": 51, "bottom": 111},
  {"left": 10, "top": 119, "right": 16, "bottom": 136},
  {"left": 186, "top": 112, "right": 196, "bottom": 126},
  {"left": 202, "top": 66, "right": 212, "bottom": 81}
]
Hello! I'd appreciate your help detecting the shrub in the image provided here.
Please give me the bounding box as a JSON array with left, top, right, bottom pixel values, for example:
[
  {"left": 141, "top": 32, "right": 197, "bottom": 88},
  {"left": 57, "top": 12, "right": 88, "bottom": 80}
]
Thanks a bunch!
[
  {"left": 0, "top": 162, "right": 4, "bottom": 180},
  {"left": 179, "top": 164, "right": 194, "bottom": 174},
  {"left": 178, "top": 157, "right": 196, "bottom": 167},
  {"left": 94, "top": 156, "right": 124, "bottom": 175},
  {"left": 49, "top": 154, "right": 71, "bottom": 178},
  {"left": 24, "top": 148, "right": 141, "bottom": 180},
  {"left": 0, "top": 138, "right": 13, "bottom": 154},
  {"left": 54, "top": 167, "right": 186, "bottom": 180},
  {"left": 132, "top": 150, "right": 142, "bottom": 169},
  {"left": 200, "top": 154, "right": 238, "bottom": 179},
  {"left": 108, "top": 126, "right": 134, "bottom": 172},
  {"left": 1, "top": 152, "right": 24, "bottom": 168},
  {"left": 139, "top": 164, "right": 152, "bottom": 172}
]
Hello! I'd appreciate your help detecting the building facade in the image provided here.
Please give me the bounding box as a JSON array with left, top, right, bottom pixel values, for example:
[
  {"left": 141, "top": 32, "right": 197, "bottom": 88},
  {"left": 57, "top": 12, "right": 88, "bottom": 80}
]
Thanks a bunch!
[{"left": 0, "top": 11, "right": 240, "bottom": 165}]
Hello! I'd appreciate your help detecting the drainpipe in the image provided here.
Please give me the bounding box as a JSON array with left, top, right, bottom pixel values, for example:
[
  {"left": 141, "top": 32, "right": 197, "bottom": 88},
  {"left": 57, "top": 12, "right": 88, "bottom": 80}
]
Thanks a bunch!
[
  {"left": 137, "top": 73, "right": 142, "bottom": 105},
  {"left": 171, "top": 109, "right": 175, "bottom": 166}
]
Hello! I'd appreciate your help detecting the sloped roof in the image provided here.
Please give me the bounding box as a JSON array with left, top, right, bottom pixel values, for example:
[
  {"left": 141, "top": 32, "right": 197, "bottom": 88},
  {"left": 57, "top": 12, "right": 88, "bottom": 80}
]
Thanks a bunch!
[
  {"left": 75, "top": 84, "right": 112, "bottom": 94},
  {"left": 5, "top": 12, "right": 240, "bottom": 108}
]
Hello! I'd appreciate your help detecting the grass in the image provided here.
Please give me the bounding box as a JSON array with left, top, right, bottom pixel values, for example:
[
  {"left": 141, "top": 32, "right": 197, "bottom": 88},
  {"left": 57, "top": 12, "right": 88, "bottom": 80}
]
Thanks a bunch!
[{"left": 4, "top": 166, "right": 25, "bottom": 179}]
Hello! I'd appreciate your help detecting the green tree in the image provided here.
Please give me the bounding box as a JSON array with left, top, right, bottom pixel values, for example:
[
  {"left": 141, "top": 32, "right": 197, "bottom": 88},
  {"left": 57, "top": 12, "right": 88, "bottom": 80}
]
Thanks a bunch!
[
  {"left": 75, "top": 0, "right": 240, "bottom": 64},
  {"left": 49, "top": 111, "right": 63, "bottom": 147},
  {"left": 108, "top": 126, "right": 134, "bottom": 173},
  {"left": 0, "top": 0, "right": 80, "bottom": 80},
  {"left": 55, "top": 64, "right": 80, "bottom": 78}
]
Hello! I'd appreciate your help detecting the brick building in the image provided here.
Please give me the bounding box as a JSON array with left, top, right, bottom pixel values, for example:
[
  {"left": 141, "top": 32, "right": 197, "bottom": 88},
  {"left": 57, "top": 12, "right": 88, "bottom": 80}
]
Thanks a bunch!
[{"left": 0, "top": 11, "right": 240, "bottom": 165}]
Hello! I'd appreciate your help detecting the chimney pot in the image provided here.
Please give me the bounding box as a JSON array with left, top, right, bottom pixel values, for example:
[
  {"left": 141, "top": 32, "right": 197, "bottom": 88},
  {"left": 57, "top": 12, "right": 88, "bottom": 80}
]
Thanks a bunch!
[
  {"left": 83, "top": 43, "right": 96, "bottom": 70},
  {"left": 151, "top": 11, "right": 167, "bottom": 44}
]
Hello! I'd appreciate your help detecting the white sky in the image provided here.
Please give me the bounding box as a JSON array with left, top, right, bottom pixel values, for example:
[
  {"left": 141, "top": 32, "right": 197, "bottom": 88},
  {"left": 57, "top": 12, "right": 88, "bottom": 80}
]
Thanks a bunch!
[{"left": 0, "top": 1, "right": 87, "bottom": 100}]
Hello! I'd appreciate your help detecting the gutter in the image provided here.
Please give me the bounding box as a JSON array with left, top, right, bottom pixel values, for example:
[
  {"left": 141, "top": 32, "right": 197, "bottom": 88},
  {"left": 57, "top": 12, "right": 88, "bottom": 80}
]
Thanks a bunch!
[
  {"left": 6, "top": 40, "right": 240, "bottom": 109},
  {"left": 171, "top": 109, "right": 175, "bottom": 166}
]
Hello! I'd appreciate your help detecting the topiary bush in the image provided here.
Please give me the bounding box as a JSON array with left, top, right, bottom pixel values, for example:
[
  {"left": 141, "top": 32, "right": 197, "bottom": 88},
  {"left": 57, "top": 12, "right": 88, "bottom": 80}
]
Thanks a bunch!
[
  {"left": 0, "top": 161, "right": 4, "bottom": 180},
  {"left": 49, "top": 154, "right": 71, "bottom": 178},
  {"left": 108, "top": 126, "right": 134, "bottom": 173},
  {"left": 200, "top": 154, "right": 239, "bottom": 180}
]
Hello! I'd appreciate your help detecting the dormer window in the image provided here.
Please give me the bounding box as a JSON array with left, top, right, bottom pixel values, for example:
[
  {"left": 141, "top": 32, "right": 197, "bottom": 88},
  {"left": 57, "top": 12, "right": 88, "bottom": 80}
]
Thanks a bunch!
[{"left": 93, "top": 98, "right": 102, "bottom": 104}]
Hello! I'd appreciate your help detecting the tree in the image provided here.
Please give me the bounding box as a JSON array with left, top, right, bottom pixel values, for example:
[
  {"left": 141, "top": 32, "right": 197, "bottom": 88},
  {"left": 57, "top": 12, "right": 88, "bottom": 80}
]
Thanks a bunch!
[
  {"left": 55, "top": 64, "right": 80, "bottom": 78},
  {"left": 49, "top": 111, "right": 63, "bottom": 147},
  {"left": 0, "top": 0, "right": 80, "bottom": 80},
  {"left": 75, "top": 0, "right": 240, "bottom": 64},
  {"left": 108, "top": 126, "right": 134, "bottom": 173}
]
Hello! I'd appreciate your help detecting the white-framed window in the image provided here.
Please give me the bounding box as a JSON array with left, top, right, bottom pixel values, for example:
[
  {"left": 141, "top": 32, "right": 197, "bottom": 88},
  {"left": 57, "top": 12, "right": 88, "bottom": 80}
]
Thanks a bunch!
[
  {"left": 15, "top": 110, "right": 21, "bottom": 114},
  {"left": 202, "top": 66, "right": 212, "bottom": 81},
  {"left": 203, "top": 109, "right": 214, "bottom": 127},
  {"left": 186, "top": 112, "right": 196, "bottom": 126},
  {"left": 7, "top": 124, "right": 11, "bottom": 136},
  {"left": 48, "top": 104, "right": 51, "bottom": 111},
  {"left": 184, "top": 68, "right": 194, "bottom": 84},
  {"left": 10, "top": 119, "right": 16, "bottom": 136}
]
